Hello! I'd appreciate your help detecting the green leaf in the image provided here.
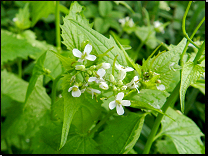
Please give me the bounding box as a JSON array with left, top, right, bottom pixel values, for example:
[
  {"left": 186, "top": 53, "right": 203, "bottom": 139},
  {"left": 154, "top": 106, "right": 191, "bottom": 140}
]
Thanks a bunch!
[
  {"left": 127, "top": 89, "right": 169, "bottom": 114},
  {"left": 94, "top": 17, "right": 110, "bottom": 34},
  {"left": 94, "top": 112, "right": 146, "bottom": 154},
  {"left": 1, "top": 29, "right": 40, "bottom": 65},
  {"left": 59, "top": 3, "right": 69, "bottom": 15},
  {"left": 60, "top": 73, "right": 102, "bottom": 149},
  {"left": 14, "top": 3, "right": 31, "bottom": 30},
  {"left": 135, "top": 26, "right": 158, "bottom": 49},
  {"left": 1, "top": 75, "right": 51, "bottom": 149},
  {"left": 30, "top": 1, "right": 55, "bottom": 27},
  {"left": 98, "top": 1, "right": 113, "bottom": 17},
  {"left": 155, "top": 136, "right": 178, "bottom": 154},
  {"left": 180, "top": 61, "right": 204, "bottom": 113},
  {"left": 191, "top": 79, "right": 205, "bottom": 95},
  {"left": 1, "top": 69, "right": 28, "bottom": 103},
  {"left": 158, "top": 107, "right": 205, "bottom": 154},
  {"left": 142, "top": 38, "right": 187, "bottom": 92},
  {"left": 24, "top": 52, "right": 47, "bottom": 104}
]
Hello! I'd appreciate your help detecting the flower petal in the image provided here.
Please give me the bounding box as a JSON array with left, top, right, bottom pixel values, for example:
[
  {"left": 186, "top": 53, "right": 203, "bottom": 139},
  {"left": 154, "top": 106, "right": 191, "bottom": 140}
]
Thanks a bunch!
[
  {"left": 99, "top": 81, "right": 109, "bottom": 90},
  {"left": 97, "top": 68, "right": 106, "bottom": 78},
  {"left": 88, "top": 77, "right": 97, "bottom": 82},
  {"left": 72, "top": 90, "right": 81, "bottom": 97},
  {"left": 125, "top": 67, "right": 134, "bottom": 72},
  {"left": 116, "top": 92, "right": 124, "bottom": 100},
  {"left": 72, "top": 49, "right": 82, "bottom": 58},
  {"left": 116, "top": 104, "right": 124, "bottom": 115},
  {"left": 115, "top": 64, "right": 122, "bottom": 70},
  {"left": 86, "top": 54, "right": 96, "bottom": 61},
  {"left": 121, "top": 100, "right": 131, "bottom": 106},
  {"left": 68, "top": 86, "right": 73, "bottom": 92},
  {"left": 157, "top": 84, "right": 165, "bottom": 91},
  {"left": 102, "top": 63, "right": 111, "bottom": 69},
  {"left": 133, "top": 76, "right": 139, "bottom": 81},
  {"left": 109, "top": 101, "right": 116, "bottom": 110},
  {"left": 118, "top": 70, "right": 126, "bottom": 80},
  {"left": 84, "top": 44, "right": 92, "bottom": 54}
]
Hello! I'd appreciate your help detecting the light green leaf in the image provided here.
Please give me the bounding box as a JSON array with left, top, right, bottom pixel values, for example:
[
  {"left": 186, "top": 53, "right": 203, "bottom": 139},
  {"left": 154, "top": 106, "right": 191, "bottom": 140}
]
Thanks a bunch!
[
  {"left": 59, "top": 3, "right": 69, "bottom": 15},
  {"left": 155, "top": 136, "right": 178, "bottom": 154},
  {"left": 180, "top": 61, "right": 204, "bottom": 113},
  {"left": 159, "top": 107, "right": 205, "bottom": 154},
  {"left": 24, "top": 52, "right": 47, "bottom": 104},
  {"left": 135, "top": 26, "right": 158, "bottom": 49},
  {"left": 94, "top": 112, "right": 146, "bottom": 154},
  {"left": 142, "top": 38, "right": 187, "bottom": 92},
  {"left": 127, "top": 89, "right": 169, "bottom": 114},
  {"left": 30, "top": 1, "right": 55, "bottom": 27},
  {"left": 94, "top": 17, "right": 110, "bottom": 34},
  {"left": 114, "top": 1, "right": 135, "bottom": 14},
  {"left": 191, "top": 79, "right": 205, "bottom": 95},
  {"left": 14, "top": 3, "right": 31, "bottom": 30},
  {"left": 98, "top": 1, "right": 113, "bottom": 17},
  {"left": 1, "top": 29, "right": 40, "bottom": 65},
  {"left": 1, "top": 69, "right": 28, "bottom": 103},
  {"left": 1, "top": 74, "right": 51, "bottom": 149}
]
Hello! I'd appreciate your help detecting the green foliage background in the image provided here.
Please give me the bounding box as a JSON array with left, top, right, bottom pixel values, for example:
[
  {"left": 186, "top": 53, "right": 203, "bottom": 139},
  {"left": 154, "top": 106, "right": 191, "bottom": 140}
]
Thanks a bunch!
[{"left": 1, "top": 1, "right": 205, "bottom": 154}]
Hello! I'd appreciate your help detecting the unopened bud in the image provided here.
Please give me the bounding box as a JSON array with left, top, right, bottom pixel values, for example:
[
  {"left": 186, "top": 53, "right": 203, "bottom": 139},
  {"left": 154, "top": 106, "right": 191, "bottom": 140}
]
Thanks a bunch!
[
  {"left": 121, "top": 85, "right": 127, "bottom": 90},
  {"left": 90, "top": 65, "right": 96, "bottom": 70},
  {"left": 113, "top": 85, "right": 117, "bottom": 91},
  {"left": 117, "top": 80, "right": 123, "bottom": 86},
  {"left": 110, "top": 74, "right": 115, "bottom": 82},
  {"left": 75, "top": 65, "right": 85, "bottom": 71}
]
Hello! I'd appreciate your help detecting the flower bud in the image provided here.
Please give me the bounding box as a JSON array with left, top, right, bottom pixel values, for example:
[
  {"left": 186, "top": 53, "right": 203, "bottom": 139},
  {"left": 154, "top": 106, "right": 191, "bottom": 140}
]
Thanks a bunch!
[
  {"left": 117, "top": 80, "right": 123, "bottom": 86},
  {"left": 121, "top": 85, "right": 127, "bottom": 90},
  {"left": 110, "top": 74, "right": 115, "bottom": 82},
  {"left": 87, "top": 70, "right": 92, "bottom": 75},
  {"left": 90, "top": 65, "right": 96, "bottom": 70},
  {"left": 75, "top": 65, "right": 85, "bottom": 71},
  {"left": 101, "top": 63, "right": 111, "bottom": 69},
  {"left": 113, "top": 85, "right": 117, "bottom": 91}
]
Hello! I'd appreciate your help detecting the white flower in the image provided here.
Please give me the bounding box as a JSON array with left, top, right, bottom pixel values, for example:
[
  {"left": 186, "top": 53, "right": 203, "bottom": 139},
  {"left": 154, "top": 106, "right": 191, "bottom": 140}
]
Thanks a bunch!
[
  {"left": 86, "top": 88, "right": 101, "bottom": 99},
  {"left": 115, "top": 64, "right": 134, "bottom": 80},
  {"left": 68, "top": 85, "right": 81, "bottom": 97},
  {"left": 126, "top": 76, "right": 140, "bottom": 93},
  {"left": 101, "top": 63, "right": 111, "bottom": 69},
  {"left": 109, "top": 92, "right": 131, "bottom": 115},
  {"left": 72, "top": 44, "right": 96, "bottom": 63},
  {"left": 118, "top": 16, "right": 134, "bottom": 27},
  {"left": 75, "top": 65, "right": 85, "bottom": 71},
  {"left": 157, "top": 84, "right": 165, "bottom": 91},
  {"left": 13, "top": 17, "right": 17, "bottom": 22},
  {"left": 99, "top": 81, "right": 109, "bottom": 90},
  {"left": 88, "top": 68, "right": 106, "bottom": 83},
  {"left": 154, "top": 21, "right": 165, "bottom": 34}
]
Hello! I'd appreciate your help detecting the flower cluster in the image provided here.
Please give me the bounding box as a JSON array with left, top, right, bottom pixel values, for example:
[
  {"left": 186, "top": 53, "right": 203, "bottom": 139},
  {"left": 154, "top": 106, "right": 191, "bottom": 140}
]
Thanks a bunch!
[
  {"left": 118, "top": 16, "right": 135, "bottom": 28},
  {"left": 67, "top": 43, "right": 165, "bottom": 115}
]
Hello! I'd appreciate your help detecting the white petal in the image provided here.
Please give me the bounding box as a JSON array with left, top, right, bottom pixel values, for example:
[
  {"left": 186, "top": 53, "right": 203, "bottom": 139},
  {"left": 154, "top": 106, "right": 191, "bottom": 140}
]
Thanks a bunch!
[
  {"left": 115, "top": 64, "right": 122, "bottom": 70},
  {"left": 68, "top": 86, "right": 73, "bottom": 92},
  {"left": 78, "top": 58, "right": 83, "bottom": 63},
  {"left": 157, "top": 84, "right": 165, "bottom": 91},
  {"left": 99, "top": 82, "right": 109, "bottom": 90},
  {"left": 86, "top": 54, "right": 96, "bottom": 61},
  {"left": 116, "top": 92, "right": 124, "bottom": 100},
  {"left": 118, "top": 70, "right": 126, "bottom": 80},
  {"left": 125, "top": 67, "right": 134, "bottom": 72},
  {"left": 116, "top": 105, "right": 124, "bottom": 115},
  {"left": 102, "top": 63, "right": 111, "bottom": 69},
  {"left": 91, "top": 88, "right": 101, "bottom": 94},
  {"left": 72, "top": 49, "right": 82, "bottom": 58},
  {"left": 121, "top": 100, "right": 131, "bottom": 106},
  {"left": 72, "top": 90, "right": 81, "bottom": 97},
  {"left": 97, "top": 68, "right": 106, "bottom": 78},
  {"left": 88, "top": 77, "right": 97, "bottom": 82},
  {"left": 84, "top": 44, "right": 92, "bottom": 54},
  {"left": 109, "top": 101, "right": 116, "bottom": 110},
  {"left": 134, "top": 76, "right": 139, "bottom": 81}
]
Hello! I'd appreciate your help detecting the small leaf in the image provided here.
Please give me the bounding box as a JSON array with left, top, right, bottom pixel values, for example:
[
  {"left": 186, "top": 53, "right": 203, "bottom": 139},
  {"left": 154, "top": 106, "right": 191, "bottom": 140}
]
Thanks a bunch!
[
  {"left": 1, "top": 29, "right": 40, "bottom": 65},
  {"left": 24, "top": 52, "right": 47, "bottom": 104},
  {"left": 30, "top": 1, "right": 55, "bottom": 27},
  {"left": 14, "top": 3, "right": 31, "bottom": 30},
  {"left": 191, "top": 79, "right": 205, "bottom": 95},
  {"left": 158, "top": 107, "right": 204, "bottom": 154},
  {"left": 180, "top": 61, "right": 204, "bottom": 113},
  {"left": 98, "top": 1, "right": 113, "bottom": 17},
  {"left": 94, "top": 112, "right": 146, "bottom": 154}
]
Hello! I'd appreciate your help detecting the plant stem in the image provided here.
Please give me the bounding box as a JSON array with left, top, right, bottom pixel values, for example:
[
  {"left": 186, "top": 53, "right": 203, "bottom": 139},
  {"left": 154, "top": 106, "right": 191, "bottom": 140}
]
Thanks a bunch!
[
  {"left": 182, "top": 1, "right": 199, "bottom": 49},
  {"left": 4, "top": 138, "right": 13, "bottom": 154},
  {"left": 55, "top": 1, "right": 61, "bottom": 52},
  {"left": 87, "top": 109, "right": 115, "bottom": 138},
  {"left": 193, "top": 41, "right": 205, "bottom": 65},
  {"left": 143, "top": 82, "right": 180, "bottom": 154},
  {"left": 17, "top": 58, "right": 22, "bottom": 78},
  {"left": 180, "top": 16, "right": 205, "bottom": 67},
  {"left": 51, "top": 74, "right": 63, "bottom": 112}
]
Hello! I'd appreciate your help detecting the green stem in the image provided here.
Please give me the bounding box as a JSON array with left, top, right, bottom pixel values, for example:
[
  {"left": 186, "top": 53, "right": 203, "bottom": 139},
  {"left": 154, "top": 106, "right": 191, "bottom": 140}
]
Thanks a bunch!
[
  {"left": 55, "top": 1, "right": 61, "bottom": 52},
  {"left": 87, "top": 109, "right": 115, "bottom": 138},
  {"left": 197, "top": 56, "right": 205, "bottom": 64},
  {"left": 143, "top": 82, "right": 180, "bottom": 154},
  {"left": 51, "top": 74, "right": 63, "bottom": 111},
  {"left": 193, "top": 41, "right": 205, "bottom": 65},
  {"left": 182, "top": 1, "right": 199, "bottom": 49},
  {"left": 5, "top": 138, "right": 13, "bottom": 154},
  {"left": 17, "top": 58, "right": 22, "bottom": 78},
  {"left": 180, "top": 16, "right": 205, "bottom": 67}
]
